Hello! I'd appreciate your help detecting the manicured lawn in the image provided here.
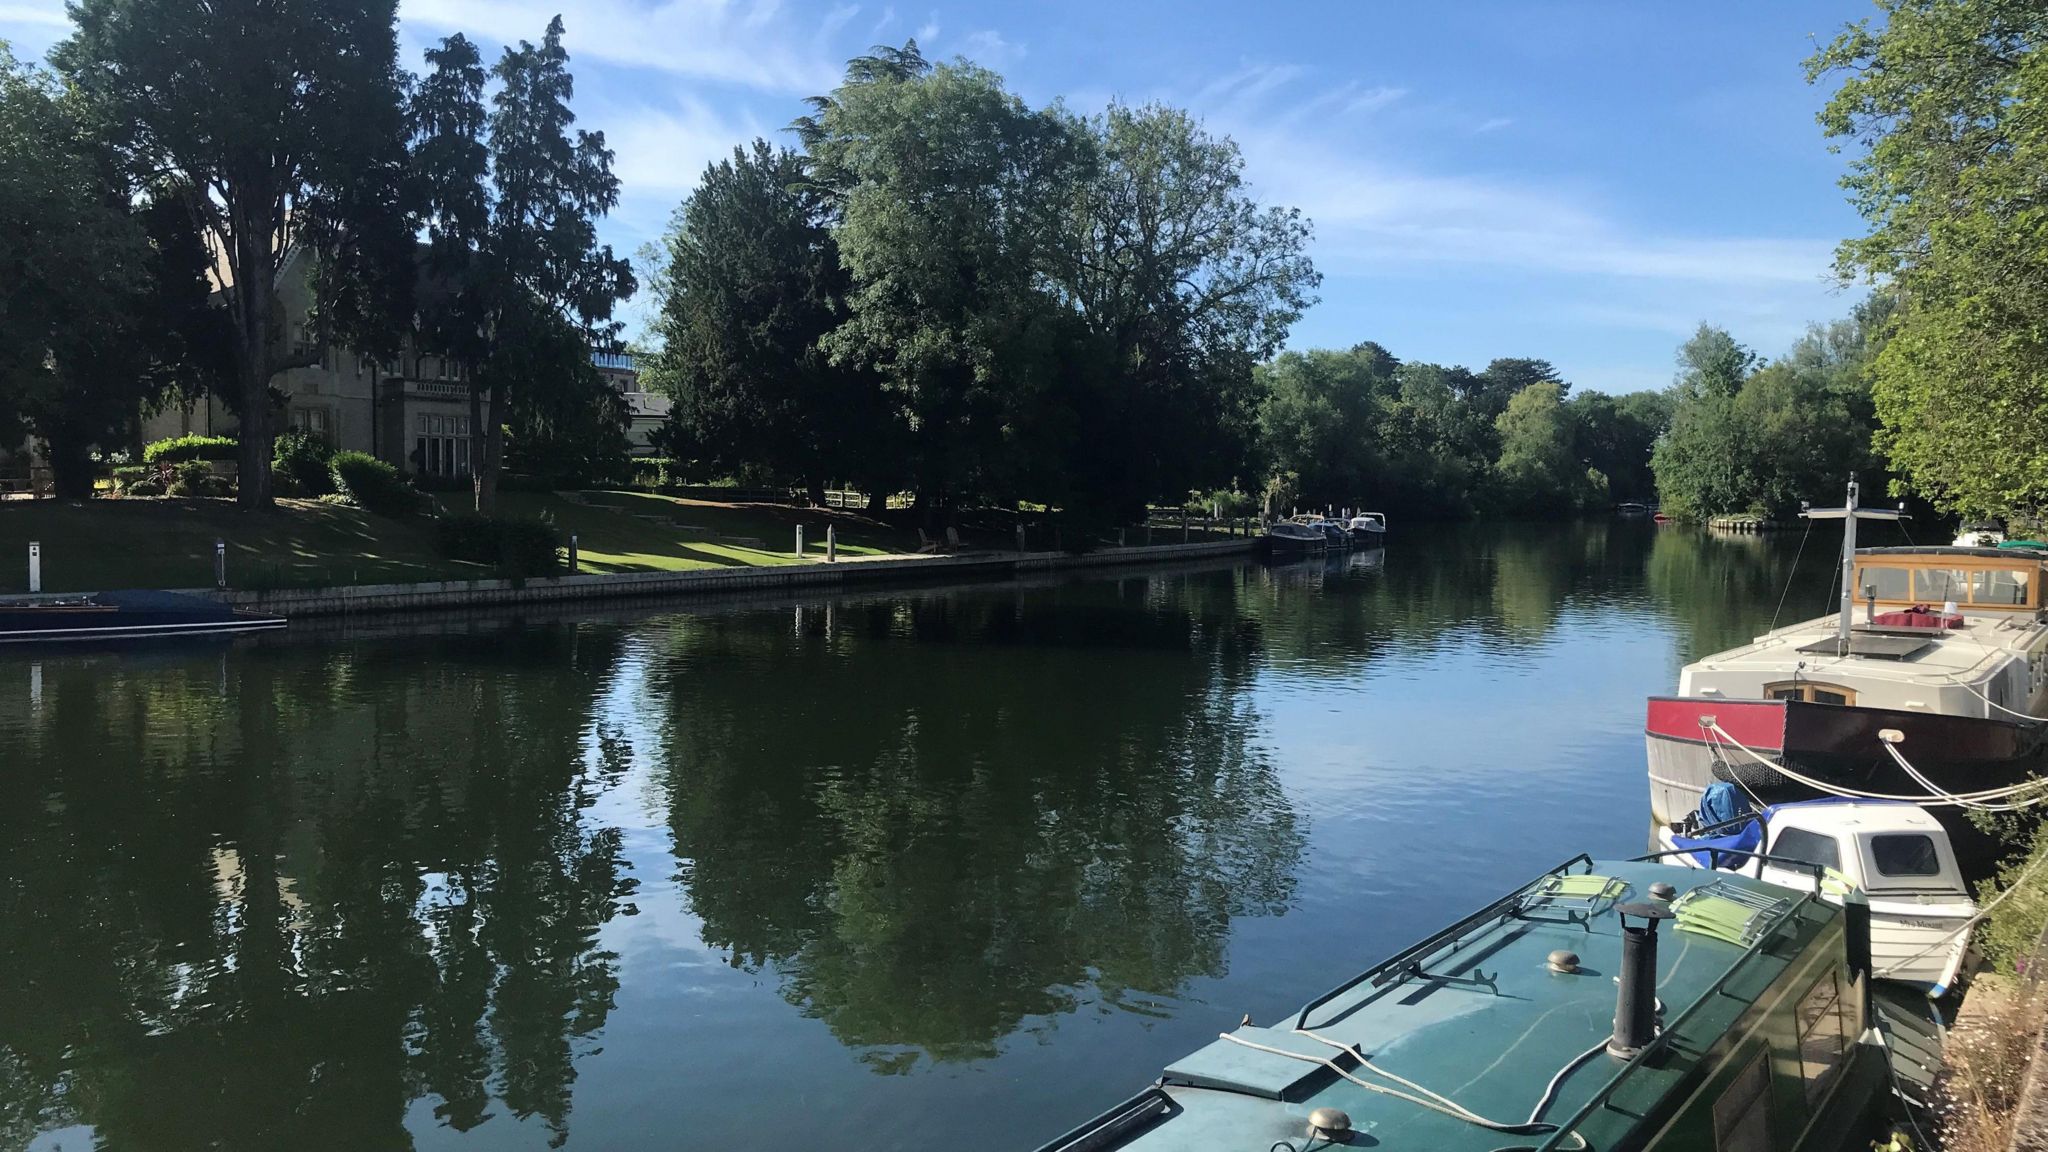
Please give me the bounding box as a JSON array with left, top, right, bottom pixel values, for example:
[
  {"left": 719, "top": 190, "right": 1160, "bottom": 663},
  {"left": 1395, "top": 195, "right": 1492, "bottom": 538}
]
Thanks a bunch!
[{"left": 0, "top": 491, "right": 932, "bottom": 593}]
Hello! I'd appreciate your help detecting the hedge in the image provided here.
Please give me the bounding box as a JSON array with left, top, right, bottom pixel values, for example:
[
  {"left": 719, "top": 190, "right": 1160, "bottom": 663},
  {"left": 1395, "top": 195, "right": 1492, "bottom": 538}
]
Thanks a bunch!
[
  {"left": 433, "top": 513, "right": 562, "bottom": 577},
  {"left": 143, "top": 434, "right": 237, "bottom": 465},
  {"left": 328, "top": 451, "right": 414, "bottom": 516}
]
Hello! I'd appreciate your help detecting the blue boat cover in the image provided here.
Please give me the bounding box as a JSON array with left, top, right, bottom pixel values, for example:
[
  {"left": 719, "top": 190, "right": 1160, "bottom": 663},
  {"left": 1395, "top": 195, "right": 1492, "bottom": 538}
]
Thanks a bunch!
[{"left": 1672, "top": 782, "right": 1761, "bottom": 868}]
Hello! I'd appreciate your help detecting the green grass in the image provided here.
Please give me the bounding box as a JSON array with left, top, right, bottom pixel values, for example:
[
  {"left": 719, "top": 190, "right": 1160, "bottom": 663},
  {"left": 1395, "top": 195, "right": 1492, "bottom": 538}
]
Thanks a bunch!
[{"left": 0, "top": 491, "right": 934, "bottom": 594}]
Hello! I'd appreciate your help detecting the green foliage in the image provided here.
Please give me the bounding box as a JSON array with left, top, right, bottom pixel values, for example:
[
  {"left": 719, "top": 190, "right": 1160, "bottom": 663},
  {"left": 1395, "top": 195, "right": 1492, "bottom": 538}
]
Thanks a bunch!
[
  {"left": 166, "top": 459, "right": 219, "bottom": 497},
  {"left": 328, "top": 451, "right": 413, "bottom": 516},
  {"left": 143, "top": 434, "right": 237, "bottom": 465},
  {"left": 272, "top": 429, "right": 334, "bottom": 495},
  {"left": 629, "top": 457, "right": 676, "bottom": 491},
  {"left": 55, "top": 0, "right": 415, "bottom": 507},
  {"left": 407, "top": 21, "right": 635, "bottom": 513},
  {"left": 1495, "top": 382, "right": 1602, "bottom": 515},
  {"left": 432, "top": 512, "right": 562, "bottom": 577},
  {"left": 1808, "top": 0, "right": 2048, "bottom": 519},
  {"left": 123, "top": 477, "right": 165, "bottom": 497},
  {"left": 1568, "top": 389, "right": 1670, "bottom": 502},
  {"left": 1651, "top": 316, "right": 1884, "bottom": 520}
]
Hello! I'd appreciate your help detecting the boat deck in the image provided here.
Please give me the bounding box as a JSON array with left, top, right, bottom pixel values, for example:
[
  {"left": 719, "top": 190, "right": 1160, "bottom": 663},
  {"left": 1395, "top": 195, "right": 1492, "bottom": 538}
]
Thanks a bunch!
[{"left": 1040, "top": 859, "right": 1840, "bottom": 1152}]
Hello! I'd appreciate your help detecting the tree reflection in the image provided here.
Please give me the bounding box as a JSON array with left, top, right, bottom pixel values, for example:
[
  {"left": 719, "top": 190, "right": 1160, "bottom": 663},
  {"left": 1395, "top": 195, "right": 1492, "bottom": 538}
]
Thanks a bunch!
[
  {"left": 656, "top": 577, "right": 1304, "bottom": 1068},
  {"left": 0, "top": 632, "right": 636, "bottom": 1151}
]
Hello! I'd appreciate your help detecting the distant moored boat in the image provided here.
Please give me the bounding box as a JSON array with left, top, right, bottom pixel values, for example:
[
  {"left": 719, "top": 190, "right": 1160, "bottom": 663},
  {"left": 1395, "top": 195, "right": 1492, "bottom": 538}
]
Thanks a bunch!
[{"left": 0, "top": 589, "right": 285, "bottom": 644}]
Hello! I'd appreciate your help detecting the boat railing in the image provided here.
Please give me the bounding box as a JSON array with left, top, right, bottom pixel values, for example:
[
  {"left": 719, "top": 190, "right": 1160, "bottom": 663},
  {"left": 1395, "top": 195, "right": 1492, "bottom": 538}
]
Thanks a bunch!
[
  {"left": 1527, "top": 877, "right": 1824, "bottom": 1152},
  {"left": 1294, "top": 853, "right": 1598, "bottom": 1030},
  {"left": 1027, "top": 1085, "right": 1176, "bottom": 1152}
]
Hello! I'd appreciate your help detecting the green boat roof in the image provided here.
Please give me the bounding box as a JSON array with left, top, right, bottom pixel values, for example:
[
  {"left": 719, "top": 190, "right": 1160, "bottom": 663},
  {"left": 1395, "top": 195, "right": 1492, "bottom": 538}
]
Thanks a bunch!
[{"left": 1033, "top": 857, "right": 1838, "bottom": 1152}]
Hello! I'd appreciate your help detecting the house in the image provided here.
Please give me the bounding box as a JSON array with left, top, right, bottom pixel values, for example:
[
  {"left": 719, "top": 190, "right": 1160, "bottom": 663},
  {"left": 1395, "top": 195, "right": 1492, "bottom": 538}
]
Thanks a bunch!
[{"left": 142, "top": 250, "right": 662, "bottom": 477}]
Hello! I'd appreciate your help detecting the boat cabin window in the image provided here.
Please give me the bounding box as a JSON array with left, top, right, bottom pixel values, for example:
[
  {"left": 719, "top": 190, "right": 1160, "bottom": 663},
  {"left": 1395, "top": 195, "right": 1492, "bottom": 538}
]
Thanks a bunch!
[
  {"left": 1795, "top": 972, "right": 1850, "bottom": 1105},
  {"left": 1870, "top": 833, "right": 1942, "bottom": 877},
  {"left": 1764, "top": 681, "right": 1856, "bottom": 707},
  {"left": 1861, "top": 566, "right": 1912, "bottom": 600},
  {"left": 1712, "top": 1052, "right": 1772, "bottom": 1152},
  {"left": 1912, "top": 568, "right": 1970, "bottom": 602},
  {"left": 1974, "top": 568, "right": 2032, "bottom": 606},
  {"left": 1769, "top": 827, "right": 1843, "bottom": 873}
]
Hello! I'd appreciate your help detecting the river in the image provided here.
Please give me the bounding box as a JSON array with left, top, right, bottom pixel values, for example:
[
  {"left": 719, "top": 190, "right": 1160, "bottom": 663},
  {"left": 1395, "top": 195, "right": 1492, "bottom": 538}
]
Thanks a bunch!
[{"left": 1, "top": 520, "right": 1849, "bottom": 1151}]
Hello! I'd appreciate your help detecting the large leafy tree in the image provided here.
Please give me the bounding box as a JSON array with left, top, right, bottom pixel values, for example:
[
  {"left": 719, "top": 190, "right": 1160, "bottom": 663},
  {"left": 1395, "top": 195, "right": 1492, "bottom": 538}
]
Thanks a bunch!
[
  {"left": 797, "top": 44, "right": 1083, "bottom": 512},
  {"left": 1495, "top": 381, "right": 1601, "bottom": 515},
  {"left": 1567, "top": 389, "right": 1670, "bottom": 503},
  {"left": 54, "top": 0, "right": 413, "bottom": 507},
  {"left": 1808, "top": 0, "right": 2048, "bottom": 517},
  {"left": 409, "top": 23, "right": 634, "bottom": 513},
  {"left": 645, "top": 140, "right": 897, "bottom": 506},
  {"left": 0, "top": 47, "right": 226, "bottom": 497},
  {"left": 1048, "top": 103, "right": 1318, "bottom": 519},
  {"left": 1255, "top": 344, "right": 1397, "bottom": 511}
]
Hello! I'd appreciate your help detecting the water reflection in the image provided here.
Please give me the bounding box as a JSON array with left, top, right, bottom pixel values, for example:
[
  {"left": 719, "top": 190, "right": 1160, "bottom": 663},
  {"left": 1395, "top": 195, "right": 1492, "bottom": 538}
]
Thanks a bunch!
[
  {"left": 652, "top": 583, "right": 1302, "bottom": 1069},
  {"left": 0, "top": 635, "right": 637, "bottom": 1150}
]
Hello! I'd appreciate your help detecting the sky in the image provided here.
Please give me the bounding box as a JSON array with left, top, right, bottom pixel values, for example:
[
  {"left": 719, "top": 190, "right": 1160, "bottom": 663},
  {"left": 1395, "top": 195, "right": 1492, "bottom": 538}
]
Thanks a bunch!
[{"left": 0, "top": 0, "right": 1882, "bottom": 394}]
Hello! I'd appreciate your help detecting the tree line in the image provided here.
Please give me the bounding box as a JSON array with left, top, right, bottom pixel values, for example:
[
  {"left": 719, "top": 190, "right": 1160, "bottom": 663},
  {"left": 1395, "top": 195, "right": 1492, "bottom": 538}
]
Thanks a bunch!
[{"left": 2, "top": 1, "right": 629, "bottom": 511}]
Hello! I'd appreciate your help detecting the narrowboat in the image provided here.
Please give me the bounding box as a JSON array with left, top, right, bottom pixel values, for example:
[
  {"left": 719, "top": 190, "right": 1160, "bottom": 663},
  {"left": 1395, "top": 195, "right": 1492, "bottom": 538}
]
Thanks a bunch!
[
  {"left": 1645, "top": 482, "right": 2048, "bottom": 875},
  {"left": 1031, "top": 854, "right": 1890, "bottom": 1152},
  {"left": 0, "top": 589, "right": 285, "bottom": 643}
]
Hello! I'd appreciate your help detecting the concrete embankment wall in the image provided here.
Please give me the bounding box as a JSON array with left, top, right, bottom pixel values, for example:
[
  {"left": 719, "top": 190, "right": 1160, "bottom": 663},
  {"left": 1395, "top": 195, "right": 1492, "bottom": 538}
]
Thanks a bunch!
[{"left": 195, "top": 538, "right": 1259, "bottom": 618}]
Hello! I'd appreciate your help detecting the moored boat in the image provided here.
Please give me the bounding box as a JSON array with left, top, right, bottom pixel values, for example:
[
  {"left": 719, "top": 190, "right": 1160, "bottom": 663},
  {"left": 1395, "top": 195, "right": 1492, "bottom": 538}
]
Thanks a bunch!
[
  {"left": 1346, "top": 512, "right": 1386, "bottom": 544},
  {"left": 0, "top": 589, "right": 285, "bottom": 643},
  {"left": 1645, "top": 482, "right": 2048, "bottom": 875},
  {"left": 1263, "top": 521, "right": 1327, "bottom": 559},
  {"left": 1656, "top": 787, "right": 1976, "bottom": 996},
  {"left": 1030, "top": 854, "right": 1890, "bottom": 1152}
]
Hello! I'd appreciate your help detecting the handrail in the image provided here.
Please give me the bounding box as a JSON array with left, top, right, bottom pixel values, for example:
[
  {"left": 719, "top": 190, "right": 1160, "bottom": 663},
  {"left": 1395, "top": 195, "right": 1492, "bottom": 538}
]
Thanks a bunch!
[
  {"left": 1630, "top": 848, "right": 1831, "bottom": 888},
  {"left": 1027, "top": 1085, "right": 1175, "bottom": 1152},
  {"left": 1529, "top": 881, "right": 1822, "bottom": 1152},
  {"left": 1294, "top": 853, "right": 1596, "bottom": 1030}
]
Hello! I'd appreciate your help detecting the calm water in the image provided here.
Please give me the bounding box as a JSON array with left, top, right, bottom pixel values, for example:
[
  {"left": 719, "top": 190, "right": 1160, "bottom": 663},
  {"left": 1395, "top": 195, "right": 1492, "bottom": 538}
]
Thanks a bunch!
[{"left": 1, "top": 521, "right": 1852, "bottom": 1152}]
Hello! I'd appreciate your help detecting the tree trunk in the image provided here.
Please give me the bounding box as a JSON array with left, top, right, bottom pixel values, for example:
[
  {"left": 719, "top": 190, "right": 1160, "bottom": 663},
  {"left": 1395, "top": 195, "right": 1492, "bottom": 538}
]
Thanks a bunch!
[
  {"left": 805, "top": 477, "right": 827, "bottom": 507},
  {"left": 44, "top": 426, "right": 95, "bottom": 500},
  {"left": 474, "top": 376, "right": 505, "bottom": 514},
  {"left": 234, "top": 220, "right": 275, "bottom": 510},
  {"left": 864, "top": 490, "right": 887, "bottom": 516}
]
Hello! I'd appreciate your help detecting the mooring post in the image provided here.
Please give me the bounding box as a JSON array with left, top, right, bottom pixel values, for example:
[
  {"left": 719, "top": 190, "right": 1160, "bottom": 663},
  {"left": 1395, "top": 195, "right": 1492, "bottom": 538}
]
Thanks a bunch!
[
  {"left": 214, "top": 538, "right": 226, "bottom": 589},
  {"left": 826, "top": 525, "right": 837, "bottom": 563},
  {"left": 1181, "top": 509, "right": 1188, "bottom": 543},
  {"left": 28, "top": 540, "right": 41, "bottom": 594},
  {"left": 568, "top": 534, "right": 578, "bottom": 574},
  {"left": 1016, "top": 523, "right": 1026, "bottom": 552},
  {"left": 795, "top": 525, "right": 805, "bottom": 558},
  {"left": 1119, "top": 527, "right": 1127, "bottom": 548}
]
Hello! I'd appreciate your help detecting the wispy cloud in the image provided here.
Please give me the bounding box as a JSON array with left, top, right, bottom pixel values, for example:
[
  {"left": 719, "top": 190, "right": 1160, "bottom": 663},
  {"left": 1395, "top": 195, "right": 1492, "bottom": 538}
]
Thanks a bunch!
[
  {"left": 916, "top": 15, "right": 939, "bottom": 42},
  {"left": 399, "top": 0, "right": 845, "bottom": 93},
  {"left": 0, "top": 1, "right": 66, "bottom": 28},
  {"left": 958, "top": 29, "right": 1024, "bottom": 67},
  {"left": 1472, "top": 116, "right": 1512, "bottom": 134}
]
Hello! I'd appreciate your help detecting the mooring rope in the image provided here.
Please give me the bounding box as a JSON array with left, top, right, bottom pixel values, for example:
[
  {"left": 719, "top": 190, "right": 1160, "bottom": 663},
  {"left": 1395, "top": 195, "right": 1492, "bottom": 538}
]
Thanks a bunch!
[{"left": 1705, "top": 721, "right": 2048, "bottom": 808}]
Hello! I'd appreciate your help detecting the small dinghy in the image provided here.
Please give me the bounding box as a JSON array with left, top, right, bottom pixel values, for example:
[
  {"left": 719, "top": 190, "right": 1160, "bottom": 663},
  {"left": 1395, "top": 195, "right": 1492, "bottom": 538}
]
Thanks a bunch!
[
  {"left": 0, "top": 590, "right": 285, "bottom": 644},
  {"left": 1656, "top": 783, "right": 1977, "bottom": 996}
]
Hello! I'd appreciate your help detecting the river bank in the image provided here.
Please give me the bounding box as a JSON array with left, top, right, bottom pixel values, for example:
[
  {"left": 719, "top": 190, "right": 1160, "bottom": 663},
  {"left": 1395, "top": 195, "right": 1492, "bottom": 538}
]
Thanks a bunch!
[{"left": 185, "top": 537, "right": 1260, "bottom": 618}]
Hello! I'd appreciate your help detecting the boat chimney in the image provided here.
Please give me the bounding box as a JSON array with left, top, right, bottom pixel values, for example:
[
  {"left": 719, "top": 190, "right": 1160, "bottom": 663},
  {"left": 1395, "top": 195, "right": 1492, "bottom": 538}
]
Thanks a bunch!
[{"left": 1609, "top": 902, "right": 1676, "bottom": 1059}]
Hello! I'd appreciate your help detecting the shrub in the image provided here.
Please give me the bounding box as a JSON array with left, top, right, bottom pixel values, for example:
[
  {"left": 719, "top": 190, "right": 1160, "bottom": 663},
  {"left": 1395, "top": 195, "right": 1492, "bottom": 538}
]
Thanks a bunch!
[
  {"left": 273, "top": 429, "right": 333, "bottom": 495},
  {"left": 168, "top": 459, "right": 214, "bottom": 497},
  {"left": 125, "top": 478, "right": 165, "bottom": 497},
  {"left": 328, "top": 451, "right": 414, "bottom": 516},
  {"left": 434, "top": 513, "right": 562, "bottom": 577},
  {"left": 143, "top": 434, "right": 237, "bottom": 465},
  {"left": 630, "top": 457, "right": 677, "bottom": 491}
]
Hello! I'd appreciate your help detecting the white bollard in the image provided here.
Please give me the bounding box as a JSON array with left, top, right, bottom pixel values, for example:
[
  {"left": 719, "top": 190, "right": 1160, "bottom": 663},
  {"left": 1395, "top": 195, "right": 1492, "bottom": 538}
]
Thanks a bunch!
[
  {"left": 826, "top": 525, "right": 837, "bottom": 563},
  {"left": 568, "top": 534, "right": 578, "bottom": 574},
  {"left": 214, "top": 538, "right": 226, "bottom": 589},
  {"left": 795, "top": 525, "right": 805, "bottom": 558},
  {"left": 28, "top": 541, "right": 40, "bottom": 594}
]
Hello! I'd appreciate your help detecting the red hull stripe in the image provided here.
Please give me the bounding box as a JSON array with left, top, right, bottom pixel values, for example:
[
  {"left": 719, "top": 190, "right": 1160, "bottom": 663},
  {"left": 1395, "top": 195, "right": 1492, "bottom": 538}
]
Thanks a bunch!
[{"left": 1645, "top": 696, "right": 1788, "bottom": 751}]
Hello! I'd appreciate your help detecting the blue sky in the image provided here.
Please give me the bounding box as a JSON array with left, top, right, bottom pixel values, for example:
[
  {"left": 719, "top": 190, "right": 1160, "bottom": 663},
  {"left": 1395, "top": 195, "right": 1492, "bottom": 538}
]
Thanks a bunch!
[{"left": 0, "top": 0, "right": 1879, "bottom": 393}]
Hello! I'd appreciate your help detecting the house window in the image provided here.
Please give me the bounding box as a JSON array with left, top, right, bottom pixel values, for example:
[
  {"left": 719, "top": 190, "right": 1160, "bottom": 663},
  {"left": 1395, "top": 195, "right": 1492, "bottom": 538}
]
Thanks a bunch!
[
  {"left": 1765, "top": 681, "right": 1856, "bottom": 707},
  {"left": 291, "top": 407, "right": 332, "bottom": 445},
  {"left": 412, "top": 413, "right": 473, "bottom": 479}
]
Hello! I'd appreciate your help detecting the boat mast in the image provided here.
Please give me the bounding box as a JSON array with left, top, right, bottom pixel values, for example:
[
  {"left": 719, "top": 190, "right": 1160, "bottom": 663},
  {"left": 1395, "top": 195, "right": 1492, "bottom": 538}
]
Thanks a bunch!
[{"left": 1801, "top": 479, "right": 1907, "bottom": 654}]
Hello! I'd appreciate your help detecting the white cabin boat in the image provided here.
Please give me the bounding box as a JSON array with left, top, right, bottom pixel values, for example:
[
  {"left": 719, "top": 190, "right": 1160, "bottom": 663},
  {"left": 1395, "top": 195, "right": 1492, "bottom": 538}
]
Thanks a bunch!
[
  {"left": 1657, "top": 796, "right": 1976, "bottom": 996},
  {"left": 1346, "top": 513, "right": 1386, "bottom": 543}
]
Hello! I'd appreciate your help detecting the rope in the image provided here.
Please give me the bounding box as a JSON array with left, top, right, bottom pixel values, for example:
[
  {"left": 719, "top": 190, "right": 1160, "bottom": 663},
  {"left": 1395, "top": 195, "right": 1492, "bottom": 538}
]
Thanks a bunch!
[
  {"left": 1214, "top": 1031, "right": 1589, "bottom": 1150},
  {"left": 1769, "top": 517, "right": 1816, "bottom": 633},
  {"left": 1705, "top": 722, "right": 2048, "bottom": 807},
  {"left": 1882, "top": 741, "right": 2048, "bottom": 813}
]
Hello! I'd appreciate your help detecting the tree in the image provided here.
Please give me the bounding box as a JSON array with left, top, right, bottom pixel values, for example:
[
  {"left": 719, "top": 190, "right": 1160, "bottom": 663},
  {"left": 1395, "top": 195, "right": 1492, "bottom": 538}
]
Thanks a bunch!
[
  {"left": 1255, "top": 345, "right": 1397, "bottom": 510},
  {"left": 0, "top": 47, "right": 227, "bottom": 497},
  {"left": 1495, "top": 382, "right": 1599, "bottom": 514},
  {"left": 54, "top": 0, "right": 414, "bottom": 507},
  {"left": 797, "top": 44, "right": 1084, "bottom": 513},
  {"left": 1047, "top": 103, "right": 1319, "bottom": 519},
  {"left": 1567, "top": 389, "right": 1669, "bottom": 503},
  {"left": 1809, "top": 0, "right": 2048, "bottom": 517},
  {"left": 409, "top": 22, "right": 635, "bottom": 513},
  {"left": 644, "top": 140, "right": 897, "bottom": 506},
  {"left": 1674, "top": 324, "right": 1756, "bottom": 400}
]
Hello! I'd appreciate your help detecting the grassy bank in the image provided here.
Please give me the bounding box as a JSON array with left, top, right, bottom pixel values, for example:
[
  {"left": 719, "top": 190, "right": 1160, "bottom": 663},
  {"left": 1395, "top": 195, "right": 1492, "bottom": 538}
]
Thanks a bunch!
[{"left": 0, "top": 492, "right": 936, "bottom": 594}]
